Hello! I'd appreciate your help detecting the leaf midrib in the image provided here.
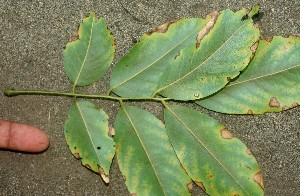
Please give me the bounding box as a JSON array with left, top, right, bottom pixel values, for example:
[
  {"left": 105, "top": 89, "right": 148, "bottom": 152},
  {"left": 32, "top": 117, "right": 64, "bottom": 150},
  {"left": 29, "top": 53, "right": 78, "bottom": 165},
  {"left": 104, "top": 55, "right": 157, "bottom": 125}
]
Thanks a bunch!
[
  {"left": 111, "top": 20, "right": 204, "bottom": 91},
  {"left": 73, "top": 17, "right": 95, "bottom": 87},
  {"left": 76, "top": 102, "right": 100, "bottom": 163},
  {"left": 227, "top": 63, "right": 300, "bottom": 87},
  {"left": 167, "top": 106, "right": 249, "bottom": 196},
  {"left": 122, "top": 107, "right": 167, "bottom": 195},
  {"left": 155, "top": 21, "right": 249, "bottom": 94}
]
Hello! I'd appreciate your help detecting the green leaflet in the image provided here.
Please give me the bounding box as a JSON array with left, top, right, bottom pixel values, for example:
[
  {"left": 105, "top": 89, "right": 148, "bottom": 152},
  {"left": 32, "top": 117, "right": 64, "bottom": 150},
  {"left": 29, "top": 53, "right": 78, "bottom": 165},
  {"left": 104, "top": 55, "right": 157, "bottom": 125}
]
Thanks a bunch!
[
  {"left": 197, "top": 36, "right": 300, "bottom": 114},
  {"left": 64, "top": 12, "right": 114, "bottom": 87},
  {"left": 64, "top": 100, "right": 115, "bottom": 183},
  {"left": 156, "top": 9, "right": 260, "bottom": 100},
  {"left": 114, "top": 106, "right": 191, "bottom": 196},
  {"left": 109, "top": 17, "right": 210, "bottom": 97},
  {"left": 164, "top": 105, "right": 264, "bottom": 196}
]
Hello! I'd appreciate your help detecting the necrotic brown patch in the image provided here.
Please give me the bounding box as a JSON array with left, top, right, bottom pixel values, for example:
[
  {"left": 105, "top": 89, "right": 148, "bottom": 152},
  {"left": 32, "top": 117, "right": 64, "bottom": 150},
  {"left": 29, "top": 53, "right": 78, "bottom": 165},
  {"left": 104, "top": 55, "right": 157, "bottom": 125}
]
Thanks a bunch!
[
  {"left": 196, "top": 11, "right": 219, "bottom": 48},
  {"left": 147, "top": 19, "right": 180, "bottom": 35},
  {"left": 195, "top": 181, "right": 206, "bottom": 192},
  {"left": 73, "top": 153, "right": 80, "bottom": 159},
  {"left": 269, "top": 97, "right": 280, "bottom": 108},
  {"left": 246, "top": 148, "right": 252, "bottom": 155},
  {"left": 99, "top": 167, "right": 109, "bottom": 183},
  {"left": 187, "top": 182, "right": 193, "bottom": 192},
  {"left": 221, "top": 128, "right": 233, "bottom": 139},
  {"left": 246, "top": 110, "right": 253, "bottom": 114},
  {"left": 282, "top": 102, "right": 299, "bottom": 110},
  {"left": 253, "top": 171, "right": 264, "bottom": 189}
]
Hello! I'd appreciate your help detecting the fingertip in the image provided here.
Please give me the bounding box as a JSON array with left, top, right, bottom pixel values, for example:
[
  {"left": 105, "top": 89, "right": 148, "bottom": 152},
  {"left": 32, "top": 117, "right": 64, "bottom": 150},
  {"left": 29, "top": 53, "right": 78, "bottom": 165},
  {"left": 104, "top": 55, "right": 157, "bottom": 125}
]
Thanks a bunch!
[{"left": 0, "top": 120, "right": 50, "bottom": 153}]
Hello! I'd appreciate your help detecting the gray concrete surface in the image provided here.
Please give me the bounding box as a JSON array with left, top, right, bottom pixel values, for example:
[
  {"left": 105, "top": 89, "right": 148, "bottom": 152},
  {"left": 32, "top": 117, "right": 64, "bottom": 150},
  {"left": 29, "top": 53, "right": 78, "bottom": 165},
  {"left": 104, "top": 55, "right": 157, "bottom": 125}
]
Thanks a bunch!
[{"left": 0, "top": 0, "right": 299, "bottom": 195}]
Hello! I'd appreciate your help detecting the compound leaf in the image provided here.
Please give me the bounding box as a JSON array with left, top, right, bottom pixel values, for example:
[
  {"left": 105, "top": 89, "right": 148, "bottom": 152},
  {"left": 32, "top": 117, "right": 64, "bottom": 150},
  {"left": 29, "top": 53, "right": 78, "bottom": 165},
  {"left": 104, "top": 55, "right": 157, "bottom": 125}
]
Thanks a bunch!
[
  {"left": 64, "top": 12, "right": 114, "bottom": 87},
  {"left": 114, "top": 106, "right": 191, "bottom": 195},
  {"left": 164, "top": 105, "right": 264, "bottom": 195},
  {"left": 156, "top": 8, "right": 260, "bottom": 100},
  {"left": 64, "top": 100, "right": 115, "bottom": 183},
  {"left": 109, "top": 17, "right": 211, "bottom": 97},
  {"left": 197, "top": 36, "right": 300, "bottom": 114}
]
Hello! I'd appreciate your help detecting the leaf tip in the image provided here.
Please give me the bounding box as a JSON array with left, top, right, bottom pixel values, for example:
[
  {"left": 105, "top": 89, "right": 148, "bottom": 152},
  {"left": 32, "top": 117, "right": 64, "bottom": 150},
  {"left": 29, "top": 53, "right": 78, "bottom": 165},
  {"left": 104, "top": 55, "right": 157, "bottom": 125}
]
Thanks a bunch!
[
  {"left": 99, "top": 167, "right": 110, "bottom": 183},
  {"left": 248, "top": 4, "right": 260, "bottom": 19}
]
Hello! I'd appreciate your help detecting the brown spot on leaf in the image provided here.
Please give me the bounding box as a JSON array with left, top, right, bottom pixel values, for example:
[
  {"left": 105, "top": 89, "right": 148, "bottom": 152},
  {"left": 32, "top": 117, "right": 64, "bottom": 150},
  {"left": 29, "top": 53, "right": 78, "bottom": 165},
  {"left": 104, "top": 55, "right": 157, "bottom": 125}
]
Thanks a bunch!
[
  {"left": 147, "top": 19, "right": 180, "bottom": 35},
  {"left": 246, "top": 148, "right": 252, "bottom": 155},
  {"left": 109, "top": 127, "right": 115, "bottom": 137},
  {"left": 99, "top": 167, "right": 109, "bottom": 183},
  {"left": 195, "top": 181, "right": 206, "bottom": 192},
  {"left": 208, "top": 172, "right": 215, "bottom": 179},
  {"left": 131, "top": 193, "right": 137, "bottom": 196},
  {"left": 269, "top": 97, "right": 280, "bottom": 108},
  {"left": 250, "top": 42, "right": 258, "bottom": 55},
  {"left": 253, "top": 171, "right": 264, "bottom": 189},
  {"left": 73, "top": 153, "right": 80, "bottom": 159},
  {"left": 265, "top": 36, "right": 273, "bottom": 42},
  {"left": 246, "top": 110, "right": 253, "bottom": 114},
  {"left": 187, "top": 182, "right": 193, "bottom": 192},
  {"left": 227, "top": 77, "right": 231, "bottom": 82},
  {"left": 69, "top": 27, "right": 79, "bottom": 42},
  {"left": 85, "top": 164, "right": 91, "bottom": 170},
  {"left": 221, "top": 128, "right": 234, "bottom": 139},
  {"left": 194, "top": 93, "right": 200, "bottom": 98},
  {"left": 282, "top": 102, "right": 299, "bottom": 110},
  {"left": 196, "top": 11, "right": 219, "bottom": 48},
  {"left": 174, "top": 52, "right": 180, "bottom": 60}
]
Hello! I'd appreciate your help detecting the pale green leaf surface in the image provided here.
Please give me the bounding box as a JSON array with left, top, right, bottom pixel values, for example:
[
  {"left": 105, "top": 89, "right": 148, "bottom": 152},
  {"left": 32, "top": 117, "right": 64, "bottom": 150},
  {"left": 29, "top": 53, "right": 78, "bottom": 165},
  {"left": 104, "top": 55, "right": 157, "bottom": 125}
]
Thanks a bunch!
[
  {"left": 64, "top": 100, "right": 115, "bottom": 181},
  {"left": 164, "top": 105, "right": 264, "bottom": 195},
  {"left": 64, "top": 12, "right": 114, "bottom": 87},
  {"left": 156, "top": 9, "right": 259, "bottom": 100},
  {"left": 109, "top": 17, "right": 210, "bottom": 97},
  {"left": 197, "top": 36, "right": 300, "bottom": 114},
  {"left": 114, "top": 106, "right": 191, "bottom": 196}
]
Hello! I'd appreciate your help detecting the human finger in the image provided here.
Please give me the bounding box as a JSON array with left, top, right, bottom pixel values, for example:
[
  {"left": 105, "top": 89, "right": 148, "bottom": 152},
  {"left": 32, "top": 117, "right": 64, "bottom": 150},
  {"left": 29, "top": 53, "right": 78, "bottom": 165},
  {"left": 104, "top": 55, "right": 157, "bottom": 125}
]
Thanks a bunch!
[{"left": 0, "top": 120, "right": 49, "bottom": 152}]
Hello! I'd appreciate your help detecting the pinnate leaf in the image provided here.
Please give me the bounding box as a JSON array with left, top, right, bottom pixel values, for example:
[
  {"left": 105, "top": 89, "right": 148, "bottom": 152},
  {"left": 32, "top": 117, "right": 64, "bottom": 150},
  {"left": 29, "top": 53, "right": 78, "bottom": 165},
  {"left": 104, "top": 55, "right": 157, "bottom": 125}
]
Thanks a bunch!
[
  {"left": 197, "top": 36, "right": 300, "bottom": 114},
  {"left": 64, "top": 12, "right": 114, "bottom": 87},
  {"left": 109, "top": 17, "right": 211, "bottom": 97},
  {"left": 64, "top": 100, "right": 115, "bottom": 183},
  {"left": 164, "top": 105, "right": 264, "bottom": 195},
  {"left": 114, "top": 106, "right": 191, "bottom": 195},
  {"left": 156, "top": 9, "right": 260, "bottom": 100}
]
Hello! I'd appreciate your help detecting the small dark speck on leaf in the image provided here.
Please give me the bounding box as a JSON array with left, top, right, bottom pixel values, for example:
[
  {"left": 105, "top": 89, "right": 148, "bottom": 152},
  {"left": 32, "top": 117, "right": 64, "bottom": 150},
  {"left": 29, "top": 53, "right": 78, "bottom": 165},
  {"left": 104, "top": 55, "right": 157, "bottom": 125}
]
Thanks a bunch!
[
  {"left": 241, "top": 14, "right": 249, "bottom": 20},
  {"left": 97, "top": 146, "right": 101, "bottom": 150}
]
